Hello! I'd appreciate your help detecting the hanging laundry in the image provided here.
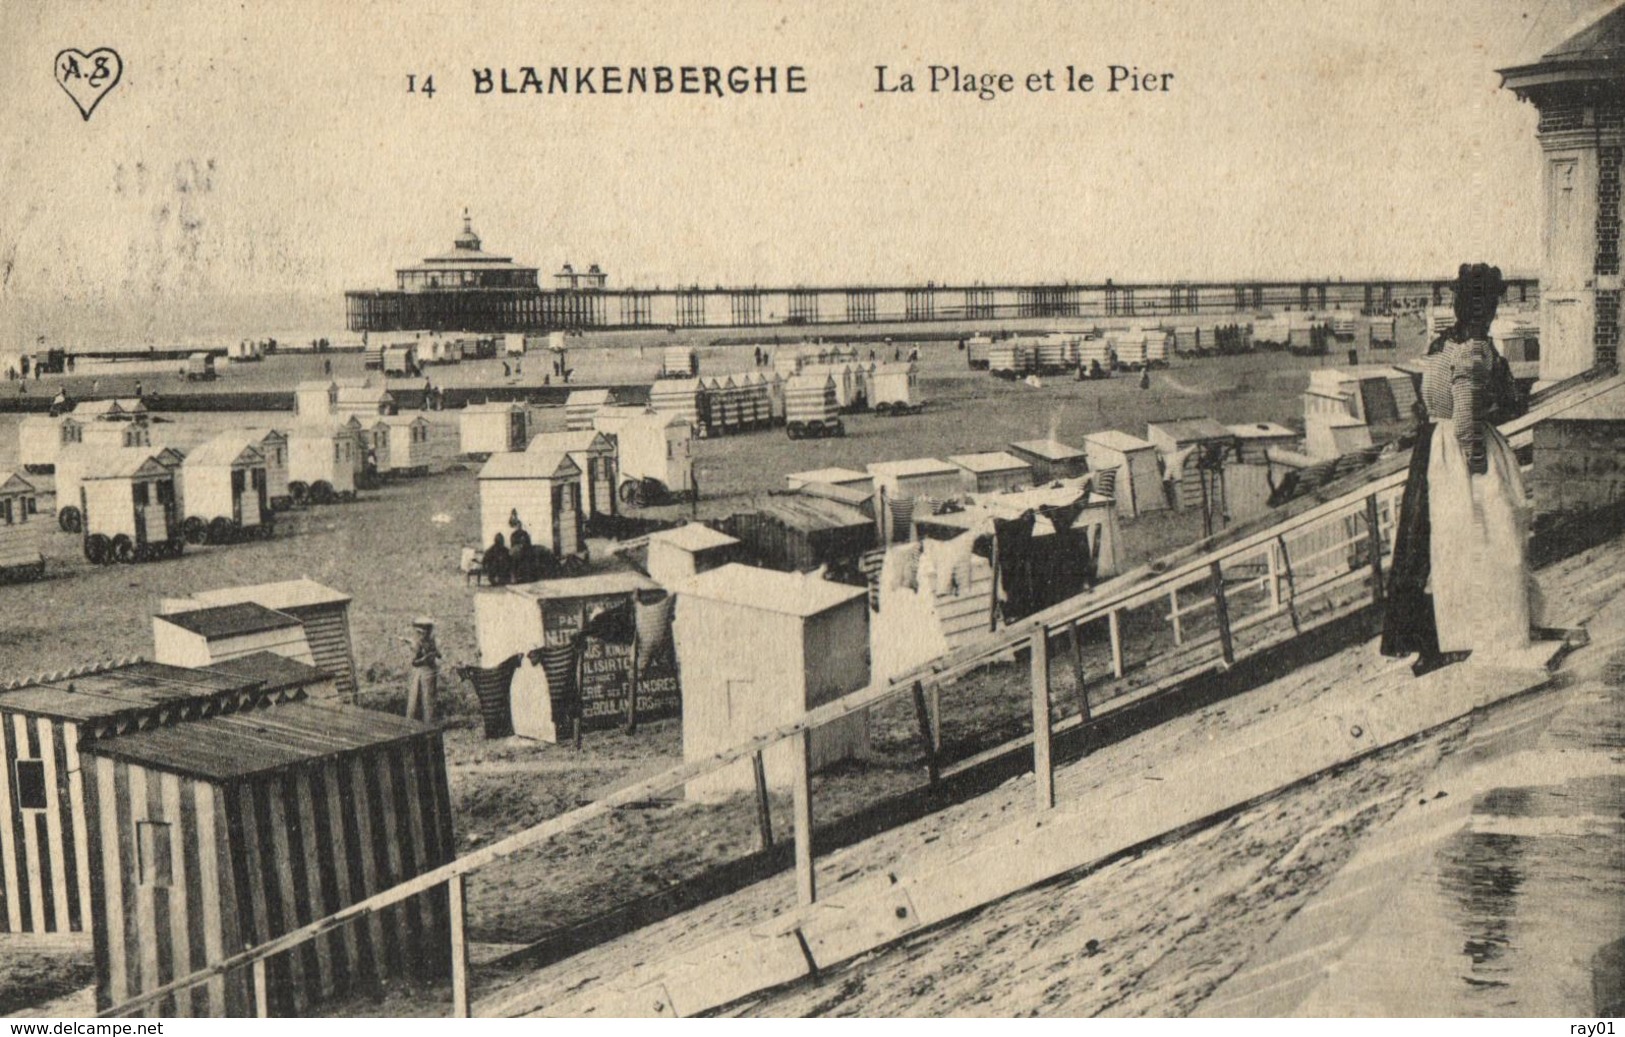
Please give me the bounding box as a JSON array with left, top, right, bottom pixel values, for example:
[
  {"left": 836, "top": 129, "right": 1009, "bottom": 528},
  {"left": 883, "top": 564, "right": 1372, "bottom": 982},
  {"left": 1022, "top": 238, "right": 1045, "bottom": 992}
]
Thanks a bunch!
[{"left": 992, "top": 510, "right": 1039, "bottom": 621}]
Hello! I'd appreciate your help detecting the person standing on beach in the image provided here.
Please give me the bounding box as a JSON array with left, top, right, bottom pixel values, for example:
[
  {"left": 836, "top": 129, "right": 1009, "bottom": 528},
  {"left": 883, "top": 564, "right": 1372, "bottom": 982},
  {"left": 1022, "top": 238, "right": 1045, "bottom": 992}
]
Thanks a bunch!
[{"left": 401, "top": 617, "right": 442, "bottom": 721}]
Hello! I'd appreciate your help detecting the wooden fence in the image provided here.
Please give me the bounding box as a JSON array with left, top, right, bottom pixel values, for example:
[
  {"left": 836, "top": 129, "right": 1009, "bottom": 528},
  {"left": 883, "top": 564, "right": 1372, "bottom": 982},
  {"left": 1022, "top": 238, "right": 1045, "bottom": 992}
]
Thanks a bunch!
[{"left": 98, "top": 369, "right": 1621, "bottom": 1018}]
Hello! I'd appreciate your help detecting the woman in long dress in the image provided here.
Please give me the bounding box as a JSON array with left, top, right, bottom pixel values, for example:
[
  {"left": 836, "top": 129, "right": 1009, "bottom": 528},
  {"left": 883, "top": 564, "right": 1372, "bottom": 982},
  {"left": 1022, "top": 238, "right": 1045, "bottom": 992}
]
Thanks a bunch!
[{"left": 1381, "top": 263, "right": 1530, "bottom": 673}]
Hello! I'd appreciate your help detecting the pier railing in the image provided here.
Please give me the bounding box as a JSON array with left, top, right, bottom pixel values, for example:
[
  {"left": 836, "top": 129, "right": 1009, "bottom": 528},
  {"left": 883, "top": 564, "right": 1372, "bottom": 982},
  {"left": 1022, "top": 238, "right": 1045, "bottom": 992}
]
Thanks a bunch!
[{"left": 98, "top": 368, "right": 1620, "bottom": 1019}]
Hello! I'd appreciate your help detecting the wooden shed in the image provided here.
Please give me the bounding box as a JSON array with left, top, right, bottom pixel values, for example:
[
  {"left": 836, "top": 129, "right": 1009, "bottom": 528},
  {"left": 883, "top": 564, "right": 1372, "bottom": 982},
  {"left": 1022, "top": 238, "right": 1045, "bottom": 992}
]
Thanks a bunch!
[
  {"left": 153, "top": 601, "right": 312, "bottom": 668},
  {"left": 17, "top": 415, "right": 80, "bottom": 474},
  {"left": 592, "top": 409, "right": 694, "bottom": 503},
  {"left": 1082, "top": 430, "right": 1164, "bottom": 517},
  {"left": 565, "top": 389, "right": 614, "bottom": 432},
  {"left": 346, "top": 416, "right": 391, "bottom": 484},
  {"left": 948, "top": 452, "right": 1034, "bottom": 494},
  {"left": 293, "top": 380, "right": 337, "bottom": 423},
  {"left": 334, "top": 385, "right": 394, "bottom": 421},
  {"left": 1146, "top": 418, "right": 1239, "bottom": 512},
  {"left": 158, "top": 580, "right": 354, "bottom": 700},
  {"left": 458, "top": 403, "right": 529, "bottom": 458},
  {"left": 79, "top": 450, "right": 182, "bottom": 563},
  {"left": 240, "top": 429, "right": 290, "bottom": 508},
  {"left": 0, "top": 472, "right": 44, "bottom": 580},
  {"left": 645, "top": 523, "right": 740, "bottom": 587},
  {"left": 286, "top": 426, "right": 358, "bottom": 502},
  {"left": 785, "top": 467, "right": 873, "bottom": 498},
  {"left": 79, "top": 420, "right": 150, "bottom": 453},
  {"left": 661, "top": 345, "right": 697, "bottom": 378},
  {"left": 82, "top": 701, "right": 454, "bottom": 1016},
  {"left": 1227, "top": 422, "right": 1299, "bottom": 464},
  {"left": 477, "top": 451, "right": 584, "bottom": 559},
  {"left": 718, "top": 495, "right": 877, "bottom": 576},
  {"left": 379, "top": 415, "right": 432, "bottom": 476},
  {"left": 870, "top": 361, "right": 919, "bottom": 412},
  {"left": 782, "top": 373, "right": 843, "bottom": 439},
  {"left": 180, "top": 435, "right": 269, "bottom": 540},
  {"left": 0, "top": 660, "right": 292, "bottom": 936},
  {"left": 473, "top": 572, "right": 680, "bottom": 741},
  {"left": 675, "top": 564, "right": 871, "bottom": 803},
  {"left": 1006, "top": 439, "right": 1090, "bottom": 484},
  {"left": 865, "top": 458, "right": 962, "bottom": 503},
  {"left": 648, "top": 378, "right": 704, "bottom": 432},
  {"left": 527, "top": 430, "right": 619, "bottom": 519}
]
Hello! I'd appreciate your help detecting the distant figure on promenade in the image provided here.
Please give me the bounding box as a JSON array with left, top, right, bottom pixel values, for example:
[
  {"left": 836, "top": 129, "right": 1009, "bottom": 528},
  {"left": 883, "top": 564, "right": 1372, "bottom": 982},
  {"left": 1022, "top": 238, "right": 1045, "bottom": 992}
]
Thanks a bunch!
[
  {"left": 49, "top": 388, "right": 67, "bottom": 417},
  {"left": 1381, "top": 263, "right": 1533, "bottom": 676},
  {"left": 134, "top": 380, "right": 142, "bottom": 398},
  {"left": 401, "top": 617, "right": 441, "bottom": 721},
  {"left": 1139, "top": 368, "right": 1151, "bottom": 390},
  {"left": 324, "top": 358, "right": 332, "bottom": 376}
]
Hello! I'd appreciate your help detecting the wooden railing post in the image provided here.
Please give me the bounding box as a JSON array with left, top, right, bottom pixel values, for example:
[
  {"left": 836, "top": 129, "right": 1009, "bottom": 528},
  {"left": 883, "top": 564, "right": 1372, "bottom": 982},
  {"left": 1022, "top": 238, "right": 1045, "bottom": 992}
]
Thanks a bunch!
[
  {"left": 1169, "top": 588, "right": 1184, "bottom": 645},
  {"left": 1210, "top": 560, "right": 1235, "bottom": 667},
  {"left": 1070, "top": 620, "right": 1091, "bottom": 724},
  {"left": 1108, "top": 609, "right": 1125, "bottom": 678},
  {"left": 449, "top": 874, "right": 470, "bottom": 1018},
  {"left": 1364, "top": 494, "right": 1385, "bottom": 605},
  {"left": 1030, "top": 632, "right": 1054, "bottom": 810},
  {"left": 911, "top": 682, "right": 939, "bottom": 785},
  {"left": 791, "top": 730, "right": 816, "bottom": 905},
  {"left": 1266, "top": 541, "right": 1283, "bottom": 614},
  {"left": 751, "top": 751, "right": 774, "bottom": 850},
  {"left": 252, "top": 958, "right": 269, "bottom": 1018}
]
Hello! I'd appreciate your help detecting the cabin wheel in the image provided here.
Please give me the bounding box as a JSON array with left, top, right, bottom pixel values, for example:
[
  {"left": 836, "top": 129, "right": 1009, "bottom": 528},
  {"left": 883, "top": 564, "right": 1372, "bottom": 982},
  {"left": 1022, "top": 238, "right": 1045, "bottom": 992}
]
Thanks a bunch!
[
  {"left": 111, "top": 535, "right": 135, "bottom": 564},
  {"left": 288, "top": 481, "right": 309, "bottom": 505},
  {"left": 618, "top": 480, "right": 639, "bottom": 505},
  {"left": 310, "top": 481, "right": 335, "bottom": 505},
  {"left": 786, "top": 424, "right": 803, "bottom": 440},
  {"left": 58, "top": 506, "right": 81, "bottom": 533},
  {"left": 182, "top": 516, "right": 208, "bottom": 544},
  {"left": 83, "top": 534, "right": 110, "bottom": 565},
  {"left": 209, "top": 517, "right": 236, "bottom": 544},
  {"left": 642, "top": 478, "right": 666, "bottom": 505}
]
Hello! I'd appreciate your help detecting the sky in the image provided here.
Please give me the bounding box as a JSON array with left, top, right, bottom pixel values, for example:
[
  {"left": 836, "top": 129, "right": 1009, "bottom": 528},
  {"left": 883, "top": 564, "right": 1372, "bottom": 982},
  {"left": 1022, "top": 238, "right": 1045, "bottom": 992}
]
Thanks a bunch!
[{"left": 0, "top": 0, "right": 1614, "bottom": 341}]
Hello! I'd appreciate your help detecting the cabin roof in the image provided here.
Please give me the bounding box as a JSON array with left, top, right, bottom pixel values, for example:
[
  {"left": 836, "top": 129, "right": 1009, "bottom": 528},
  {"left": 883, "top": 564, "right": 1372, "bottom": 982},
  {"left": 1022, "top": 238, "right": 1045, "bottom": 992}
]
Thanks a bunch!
[
  {"left": 650, "top": 378, "right": 702, "bottom": 394},
  {"left": 183, "top": 434, "right": 264, "bottom": 468},
  {"left": 788, "top": 467, "right": 871, "bottom": 486},
  {"left": 1008, "top": 439, "right": 1089, "bottom": 462},
  {"left": 478, "top": 451, "right": 581, "bottom": 481},
  {"left": 157, "top": 602, "right": 303, "bottom": 640},
  {"left": 647, "top": 524, "right": 739, "bottom": 553},
  {"left": 0, "top": 660, "right": 261, "bottom": 724},
  {"left": 566, "top": 389, "right": 614, "bottom": 406},
  {"left": 501, "top": 571, "right": 660, "bottom": 601},
  {"left": 82, "top": 701, "right": 437, "bottom": 782},
  {"left": 188, "top": 577, "right": 351, "bottom": 611},
  {"left": 1083, "top": 430, "right": 1155, "bottom": 453},
  {"left": 1227, "top": 422, "right": 1298, "bottom": 440},
  {"left": 203, "top": 652, "right": 331, "bottom": 694},
  {"left": 949, "top": 451, "right": 1032, "bottom": 474},
  {"left": 380, "top": 414, "right": 430, "bottom": 428},
  {"left": 80, "top": 449, "right": 168, "bottom": 481},
  {"left": 866, "top": 457, "right": 958, "bottom": 479},
  {"left": 1146, "top": 418, "right": 1235, "bottom": 443},
  {"left": 793, "top": 481, "right": 874, "bottom": 509},
  {"left": 750, "top": 494, "right": 873, "bottom": 533},
  {"left": 527, "top": 430, "right": 611, "bottom": 455},
  {"left": 295, "top": 380, "right": 337, "bottom": 393},
  {"left": 0, "top": 471, "right": 36, "bottom": 496},
  {"left": 461, "top": 402, "right": 526, "bottom": 414},
  {"left": 679, "top": 563, "right": 866, "bottom": 617}
]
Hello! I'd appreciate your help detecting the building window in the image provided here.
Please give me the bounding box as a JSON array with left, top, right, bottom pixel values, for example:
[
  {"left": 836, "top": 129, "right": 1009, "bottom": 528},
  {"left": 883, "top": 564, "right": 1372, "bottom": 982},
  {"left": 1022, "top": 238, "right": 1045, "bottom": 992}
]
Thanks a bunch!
[
  {"left": 137, "top": 820, "right": 173, "bottom": 888},
  {"left": 13, "top": 760, "right": 45, "bottom": 810}
]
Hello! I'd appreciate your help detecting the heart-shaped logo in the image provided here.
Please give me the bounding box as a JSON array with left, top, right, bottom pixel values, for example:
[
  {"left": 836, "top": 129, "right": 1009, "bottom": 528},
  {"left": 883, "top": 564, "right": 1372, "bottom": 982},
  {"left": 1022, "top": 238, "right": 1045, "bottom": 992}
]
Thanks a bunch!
[{"left": 55, "top": 47, "right": 123, "bottom": 121}]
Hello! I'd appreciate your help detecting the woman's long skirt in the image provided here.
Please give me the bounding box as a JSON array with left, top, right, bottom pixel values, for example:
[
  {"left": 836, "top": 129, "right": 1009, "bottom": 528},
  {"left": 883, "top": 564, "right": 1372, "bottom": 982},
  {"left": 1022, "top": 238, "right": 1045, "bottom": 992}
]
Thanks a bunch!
[
  {"left": 1427, "top": 424, "right": 1532, "bottom": 656},
  {"left": 1380, "top": 424, "right": 1440, "bottom": 659}
]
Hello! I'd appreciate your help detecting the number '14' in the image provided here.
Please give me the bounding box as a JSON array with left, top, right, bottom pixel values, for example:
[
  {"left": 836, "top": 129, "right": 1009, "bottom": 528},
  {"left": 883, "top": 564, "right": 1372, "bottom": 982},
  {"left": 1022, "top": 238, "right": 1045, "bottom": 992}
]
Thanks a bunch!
[{"left": 407, "top": 74, "right": 436, "bottom": 97}]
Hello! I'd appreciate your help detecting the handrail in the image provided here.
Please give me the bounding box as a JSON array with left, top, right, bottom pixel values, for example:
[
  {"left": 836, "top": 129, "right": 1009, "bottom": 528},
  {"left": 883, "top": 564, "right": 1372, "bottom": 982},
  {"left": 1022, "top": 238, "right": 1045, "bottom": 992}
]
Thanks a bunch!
[{"left": 100, "top": 368, "right": 1621, "bottom": 1018}]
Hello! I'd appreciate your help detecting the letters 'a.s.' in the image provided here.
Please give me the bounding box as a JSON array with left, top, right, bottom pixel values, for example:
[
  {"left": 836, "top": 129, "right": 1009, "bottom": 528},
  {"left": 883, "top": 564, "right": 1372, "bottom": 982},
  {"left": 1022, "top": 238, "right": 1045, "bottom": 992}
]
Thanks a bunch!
[{"left": 55, "top": 47, "right": 122, "bottom": 120}]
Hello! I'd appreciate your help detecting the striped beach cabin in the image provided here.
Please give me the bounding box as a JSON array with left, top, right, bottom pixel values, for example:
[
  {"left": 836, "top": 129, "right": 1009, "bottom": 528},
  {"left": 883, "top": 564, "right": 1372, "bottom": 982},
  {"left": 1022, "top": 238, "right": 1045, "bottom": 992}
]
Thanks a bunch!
[
  {"left": 83, "top": 700, "right": 454, "bottom": 1016},
  {"left": 0, "top": 660, "right": 298, "bottom": 937}
]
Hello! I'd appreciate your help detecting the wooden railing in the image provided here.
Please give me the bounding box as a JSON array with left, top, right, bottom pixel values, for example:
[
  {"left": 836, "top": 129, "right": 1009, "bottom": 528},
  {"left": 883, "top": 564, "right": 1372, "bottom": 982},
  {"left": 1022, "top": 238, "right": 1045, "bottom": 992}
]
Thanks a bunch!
[{"left": 99, "top": 369, "right": 1621, "bottom": 1019}]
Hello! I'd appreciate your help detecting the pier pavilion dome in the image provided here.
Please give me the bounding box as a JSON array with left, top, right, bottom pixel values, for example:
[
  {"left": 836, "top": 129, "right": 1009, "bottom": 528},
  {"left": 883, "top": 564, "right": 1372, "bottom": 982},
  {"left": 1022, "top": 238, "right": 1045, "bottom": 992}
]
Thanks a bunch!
[{"left": 394, "top": 210, "right": 540, "bottom": 292}]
